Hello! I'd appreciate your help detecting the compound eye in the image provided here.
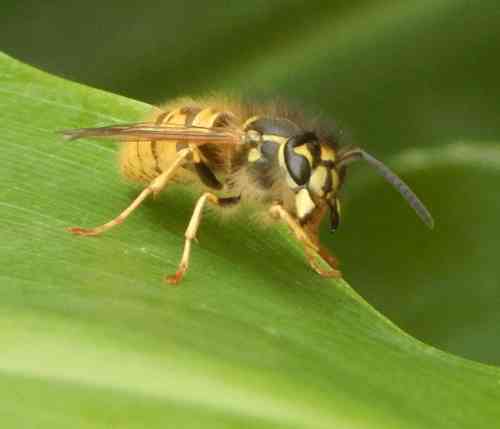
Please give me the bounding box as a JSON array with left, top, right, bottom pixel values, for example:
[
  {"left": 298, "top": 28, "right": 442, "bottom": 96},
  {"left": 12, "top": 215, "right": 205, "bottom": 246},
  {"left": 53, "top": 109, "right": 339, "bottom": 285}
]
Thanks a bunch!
[
  {"left": 284, "top": 133, "right": 316, "bottom": 186},
  {"left": 285, "top": 147, "right": 310, "bottom": 185}
]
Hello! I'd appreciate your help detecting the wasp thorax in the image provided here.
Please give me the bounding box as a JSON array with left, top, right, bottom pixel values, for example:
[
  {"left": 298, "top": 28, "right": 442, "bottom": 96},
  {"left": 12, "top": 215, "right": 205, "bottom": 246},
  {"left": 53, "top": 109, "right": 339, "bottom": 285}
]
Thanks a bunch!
[{"left": 245, "top": 130, "right": 262, "bottom": 145}]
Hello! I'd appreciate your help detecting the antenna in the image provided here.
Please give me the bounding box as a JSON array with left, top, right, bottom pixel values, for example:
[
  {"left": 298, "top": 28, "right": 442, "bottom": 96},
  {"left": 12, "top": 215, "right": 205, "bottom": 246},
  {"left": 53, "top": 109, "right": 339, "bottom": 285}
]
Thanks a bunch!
[{"left": 336, "top": 147, "right": 434, "bottom": 229}]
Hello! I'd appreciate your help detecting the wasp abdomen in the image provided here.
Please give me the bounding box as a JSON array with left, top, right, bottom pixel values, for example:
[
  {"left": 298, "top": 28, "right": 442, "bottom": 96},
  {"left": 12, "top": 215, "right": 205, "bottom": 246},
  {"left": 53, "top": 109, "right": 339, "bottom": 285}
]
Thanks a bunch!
[{"left": 119, "top": 106, "right": 234, "bottom": 186}]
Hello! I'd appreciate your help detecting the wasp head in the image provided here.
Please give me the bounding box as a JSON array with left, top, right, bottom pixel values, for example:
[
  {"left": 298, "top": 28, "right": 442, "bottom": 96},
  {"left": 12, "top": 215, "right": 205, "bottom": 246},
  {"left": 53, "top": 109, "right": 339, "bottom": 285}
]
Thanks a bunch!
[
  {"left": 279, "top": 131, "right": 434, "bottom": 231},
  {"left": 279, "top": 131, "right": 344, "bottom": 231}
]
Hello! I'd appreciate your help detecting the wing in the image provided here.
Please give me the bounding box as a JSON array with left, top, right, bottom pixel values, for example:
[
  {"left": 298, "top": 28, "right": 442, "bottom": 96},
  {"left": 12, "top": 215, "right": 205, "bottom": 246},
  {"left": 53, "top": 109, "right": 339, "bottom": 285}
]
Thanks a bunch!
[{"left": 60, "top": 122, "right": 243, "bottom": 145}]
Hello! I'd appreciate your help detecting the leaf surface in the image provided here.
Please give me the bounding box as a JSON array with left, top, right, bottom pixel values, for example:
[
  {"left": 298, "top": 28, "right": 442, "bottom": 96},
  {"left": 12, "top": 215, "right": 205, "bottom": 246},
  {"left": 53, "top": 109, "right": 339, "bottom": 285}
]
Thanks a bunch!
[{"left": 1, "top": 52, "right": 500, "bottom": 429}]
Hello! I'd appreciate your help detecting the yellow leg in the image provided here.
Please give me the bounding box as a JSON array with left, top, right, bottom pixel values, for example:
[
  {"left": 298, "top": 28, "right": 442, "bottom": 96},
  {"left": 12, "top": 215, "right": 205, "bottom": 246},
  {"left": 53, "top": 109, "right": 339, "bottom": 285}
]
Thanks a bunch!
[
  {"left": 269, "top": 204, "right": 342, "bottom": 278},
  {"left": 166, "top": 192, "right": 220, "bottom": 285},
  {"left": 67, "top": 148, "right": 192, "bottom": 236}
]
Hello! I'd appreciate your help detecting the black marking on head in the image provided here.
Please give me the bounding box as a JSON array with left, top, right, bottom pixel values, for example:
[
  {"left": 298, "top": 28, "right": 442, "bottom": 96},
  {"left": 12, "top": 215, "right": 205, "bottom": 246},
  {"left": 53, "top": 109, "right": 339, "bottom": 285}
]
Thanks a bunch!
[
  {"left": 307, "top": 141, "right": 321, "bottom": 168},
  {"left": 322, "top": 133, "right": 340, "bottom": 151},
  {"left": 285, "top": 145, "right": 310, "bottom": 185},
  {"left": 245, "top": 117, "right": 300, "bottom": 138},
  {"left": 322, "top": 168, "right": 333, "bottom": 195},
  {"left": 284, "top": 132, "right": 317, "bottom": 186}
]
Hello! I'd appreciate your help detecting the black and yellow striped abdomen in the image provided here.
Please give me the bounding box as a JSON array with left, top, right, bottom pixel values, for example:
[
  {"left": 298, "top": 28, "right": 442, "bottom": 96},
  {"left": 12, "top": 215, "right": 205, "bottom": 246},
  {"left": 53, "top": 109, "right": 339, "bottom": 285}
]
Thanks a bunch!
[{"left": 119, "top": 104, "right": 237, "bottom": 185}]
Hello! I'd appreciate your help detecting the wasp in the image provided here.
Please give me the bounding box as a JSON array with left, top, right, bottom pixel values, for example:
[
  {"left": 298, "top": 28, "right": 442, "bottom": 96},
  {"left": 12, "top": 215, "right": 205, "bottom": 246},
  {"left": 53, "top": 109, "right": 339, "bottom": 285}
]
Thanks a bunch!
[{"left": 62, "top": 97, "right": 433, "bottom": 284}]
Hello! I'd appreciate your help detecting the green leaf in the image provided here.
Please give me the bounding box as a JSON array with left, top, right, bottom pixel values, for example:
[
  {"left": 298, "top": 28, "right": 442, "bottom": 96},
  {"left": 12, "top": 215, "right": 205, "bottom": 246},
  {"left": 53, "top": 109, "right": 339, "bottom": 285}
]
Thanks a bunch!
[
  {"left": 1, "top": 52, "right": 500, "bottom": 429},
  {"left": 332, "top": 143, "right": 500, "bottom": 365}
]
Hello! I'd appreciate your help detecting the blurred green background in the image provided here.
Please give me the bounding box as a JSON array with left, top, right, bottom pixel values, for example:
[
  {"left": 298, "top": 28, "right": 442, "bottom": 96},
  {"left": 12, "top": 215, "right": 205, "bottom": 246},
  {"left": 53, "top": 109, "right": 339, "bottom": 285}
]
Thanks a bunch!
[{"left": 3, "top": 0, "right": 500, "bottom": 365}]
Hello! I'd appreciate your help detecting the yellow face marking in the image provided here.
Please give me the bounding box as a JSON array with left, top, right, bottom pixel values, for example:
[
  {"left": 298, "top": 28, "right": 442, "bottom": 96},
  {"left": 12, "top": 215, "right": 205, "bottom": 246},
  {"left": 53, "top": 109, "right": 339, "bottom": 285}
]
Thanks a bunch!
[
  {"left": 262, "top": 134, "right": 287, "bottom": 144},
  {"left": 320, "top": 146, "right": 336, "bottom": 162},
  {"left": 296, "top": 188, "right": 316, "bottom": 221},
  {"left": 309, "top": 165, "right": 328, "bottom": 197},
  {"left": 247, "top": 148, "right": 261, "bottom": 163},
  {"left": 293, "top": 145, "right": 313, "bottom": 165}
]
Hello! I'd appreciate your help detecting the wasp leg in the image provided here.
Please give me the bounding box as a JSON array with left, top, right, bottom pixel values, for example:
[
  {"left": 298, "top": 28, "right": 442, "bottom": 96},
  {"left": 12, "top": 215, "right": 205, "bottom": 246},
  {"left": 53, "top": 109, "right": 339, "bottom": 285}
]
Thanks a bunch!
[
  {"left": 304, "top": 246, "right": 342, "bottom": 278},
  {"left": 269, "top": 204, "right": 342, "bottom": 278},
  {"left": 67, "top": 147, "right": 192, "bottom": 236},
  {"left": 317, "top": 245, "right": 340, "bottom": 271},
  {"left": 166, "top": 193, "right": 240, "bottom": 285}
]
